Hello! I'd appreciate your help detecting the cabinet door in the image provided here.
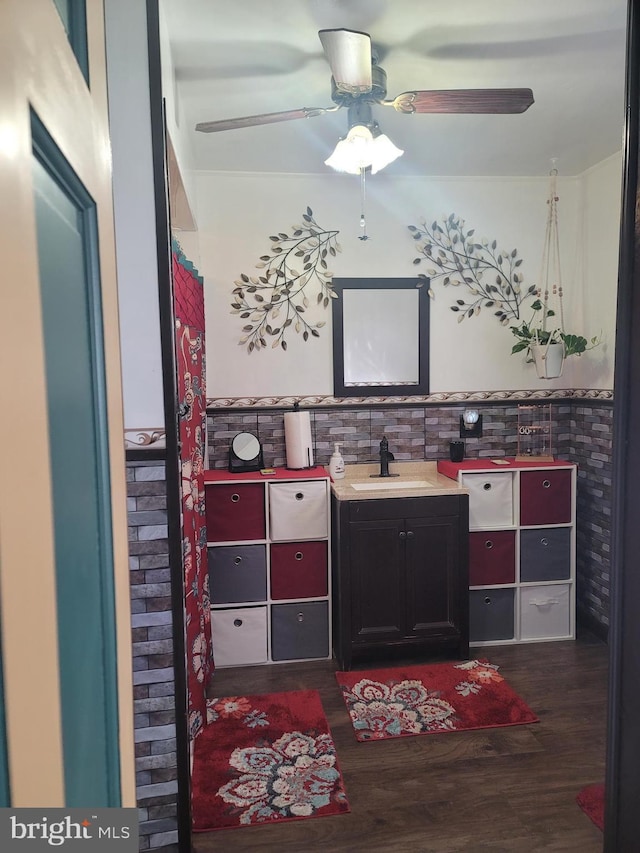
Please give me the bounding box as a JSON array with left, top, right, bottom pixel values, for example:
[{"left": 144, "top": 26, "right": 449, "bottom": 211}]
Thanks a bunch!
[
  {"left": 405, "top": 515, "right": 461, "bottom": 638},
  {"left": 348, "top": 519, "right": 405, "bottom": 643}
]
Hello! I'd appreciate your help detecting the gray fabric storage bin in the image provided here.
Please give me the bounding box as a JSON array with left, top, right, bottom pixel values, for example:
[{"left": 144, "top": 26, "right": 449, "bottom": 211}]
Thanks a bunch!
[
  {"left": 271, "top": 601, "right": 329, "bottom": 661},
  {"left": 469, "top": 588, "right": 515, "bottom": 642},
  {"left": 520, "top": 528, "right": 571, "bottom": 582},
  {"left": 208, "top": 544, "right": 267, "bottom": 604}
]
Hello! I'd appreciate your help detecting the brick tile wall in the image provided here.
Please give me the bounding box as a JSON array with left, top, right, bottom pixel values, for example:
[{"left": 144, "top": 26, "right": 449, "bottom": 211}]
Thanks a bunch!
[
  {"left": 564, "top": 405, "right": 613, "bottom": 636},
  {"left": 127, "top": 458, "right": 179, "bottom": 852}
]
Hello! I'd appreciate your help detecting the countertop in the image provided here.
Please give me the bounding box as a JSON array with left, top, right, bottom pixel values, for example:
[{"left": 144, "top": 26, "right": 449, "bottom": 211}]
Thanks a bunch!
[
  {"left": 437, "top": 456, "right": 575, "bottom": 479},
  {"left": 330, "top": 461, "right": 469, "bottom": 501}
]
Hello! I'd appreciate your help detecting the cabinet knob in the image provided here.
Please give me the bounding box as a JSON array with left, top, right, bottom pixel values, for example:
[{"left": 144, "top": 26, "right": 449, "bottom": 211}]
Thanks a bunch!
[
  {"left": 483, "top": 482, "right": 492, "bottom": 491},
  {"left": 542, "top": 479, "right": 551, "bottom": 489},
  {"left": 399, "top": 531, "right": 407, "bottom": 539},
  {"left": 485, "top": 540, "right": 494, "bottom": 550},
  {"left": 234, "top": 556, "right": 242, "bottom": 565},
  {"left": 233, "top": 618, "right": 243, "bottom": 627},
  {"left": 406, "top": 530, "right": 414, "bottom": 539},
  {"left": 540, "top": 537, "right": 549, "bottom": 547},
  {"left": 295, "top": 551, "right": 304, "bottom": 561},
  {"left": 295, "top": 492, "right": 304, "bottom": 501},
  {"left": 231, "top": 493, "right": 240, "bottom": 503},
  {"left": 297, "top": 612, "right": 305, "bottom": 622}
]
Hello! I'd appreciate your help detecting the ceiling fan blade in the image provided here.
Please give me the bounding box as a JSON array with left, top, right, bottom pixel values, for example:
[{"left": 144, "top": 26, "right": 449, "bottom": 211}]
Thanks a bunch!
[
  {"left": 318, "top": 28, "right": 372, "bottom": 94},
  {"left": 388, "top": 88, "right": 534, "bottom": 115},
  {"left": 195, "top": 106, "right": 336, "bottom": 133}
]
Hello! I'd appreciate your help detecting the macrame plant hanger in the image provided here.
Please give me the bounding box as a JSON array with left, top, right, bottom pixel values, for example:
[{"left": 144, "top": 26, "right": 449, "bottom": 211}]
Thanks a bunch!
[{"left": 533, "top": 161, "right": 566, "bottom": 379}]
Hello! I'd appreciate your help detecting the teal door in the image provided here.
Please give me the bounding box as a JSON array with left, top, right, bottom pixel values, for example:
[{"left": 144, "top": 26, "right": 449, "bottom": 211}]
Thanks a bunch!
[{"left": 31, "top": 116, "right": 120, "bottom": 807}]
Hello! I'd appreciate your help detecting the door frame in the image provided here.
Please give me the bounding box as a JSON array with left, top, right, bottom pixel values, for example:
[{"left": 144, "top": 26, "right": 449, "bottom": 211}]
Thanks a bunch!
[
  {"left": 0, "top": 0, "right": 135, "bottom": 807},
  {"left": 606, "top": 0, "right": 640, "bottom": 849}
]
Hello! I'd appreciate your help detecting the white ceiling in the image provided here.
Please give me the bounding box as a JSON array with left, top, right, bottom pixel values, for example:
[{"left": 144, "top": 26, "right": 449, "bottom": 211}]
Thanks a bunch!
[{"left": 161, "top": 0, "right": 628, "bottom": 177}]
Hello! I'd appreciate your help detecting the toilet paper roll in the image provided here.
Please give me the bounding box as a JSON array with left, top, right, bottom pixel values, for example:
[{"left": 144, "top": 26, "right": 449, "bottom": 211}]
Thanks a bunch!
[{"left": 284, "top": 410, "right": 314, "bottom": 469}]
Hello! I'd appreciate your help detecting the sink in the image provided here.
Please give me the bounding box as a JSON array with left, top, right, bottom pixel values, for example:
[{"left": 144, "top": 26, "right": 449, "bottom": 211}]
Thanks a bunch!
[{"left": 350, "top": 479, "right": 436, "bottom": 491}]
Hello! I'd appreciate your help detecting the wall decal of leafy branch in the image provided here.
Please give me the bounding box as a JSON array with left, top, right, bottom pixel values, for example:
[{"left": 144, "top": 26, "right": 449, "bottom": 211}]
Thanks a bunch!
[
  {"left": 407, "top": 212, "right": 600, "bottom": 364},
  {"left": 231, "top": 207, "right": 341, "bottom": 353},
  {"left": 408, "top": 214, "right": 536, "bottom": 325}
]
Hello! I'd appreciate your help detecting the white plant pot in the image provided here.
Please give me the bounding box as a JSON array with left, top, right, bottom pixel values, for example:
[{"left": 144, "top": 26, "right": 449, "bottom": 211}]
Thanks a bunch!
[{"left": 531, "top": 342, "right": 565, "bottom": 379}]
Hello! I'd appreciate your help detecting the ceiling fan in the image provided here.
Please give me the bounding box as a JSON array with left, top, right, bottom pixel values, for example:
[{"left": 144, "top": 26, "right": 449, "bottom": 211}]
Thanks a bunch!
[{"left": 194, "top": 28, "right": 534, "bottom": 137}]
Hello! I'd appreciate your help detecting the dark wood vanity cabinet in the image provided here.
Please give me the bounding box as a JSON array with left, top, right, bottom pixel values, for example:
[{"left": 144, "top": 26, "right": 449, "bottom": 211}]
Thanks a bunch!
[{"left": 331, "top": 494, "right": 469, "bottom": 670}]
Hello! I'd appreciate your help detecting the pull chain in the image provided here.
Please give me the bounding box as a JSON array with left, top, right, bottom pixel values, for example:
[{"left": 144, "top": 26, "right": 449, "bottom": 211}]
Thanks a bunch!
[{"left": 358, "top": 167, "right": 369, "bottom": 241}]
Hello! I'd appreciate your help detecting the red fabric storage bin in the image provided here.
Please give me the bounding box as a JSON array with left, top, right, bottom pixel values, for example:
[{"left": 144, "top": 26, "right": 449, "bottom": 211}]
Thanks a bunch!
[
  {"left": 205, "top": 483, "right": 265, "bottom": 542},
  {"left": 469, "top": 531, "right": 516, "bottom": 586},
  {"left": 520, "top": 470, "right": 572, "bottom": 526},
  {"left": 270, "top": 541, "right": 328, "bottom": 600}
]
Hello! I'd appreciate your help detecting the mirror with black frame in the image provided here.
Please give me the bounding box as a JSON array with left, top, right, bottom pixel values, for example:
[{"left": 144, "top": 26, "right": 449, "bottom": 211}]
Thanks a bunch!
[{"left": 331, "top": 277, "right": 430, "bottom": 397}]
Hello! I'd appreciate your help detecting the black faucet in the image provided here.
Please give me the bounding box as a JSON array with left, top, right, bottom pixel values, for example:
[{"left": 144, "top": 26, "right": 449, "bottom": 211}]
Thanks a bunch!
[{"left": 379, "top": 436, "right": 395, "bottom": 477}]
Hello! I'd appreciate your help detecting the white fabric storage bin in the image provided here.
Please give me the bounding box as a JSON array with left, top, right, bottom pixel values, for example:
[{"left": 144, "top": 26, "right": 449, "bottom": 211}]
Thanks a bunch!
[
  {"left": 210, "top": 606, "right": 268, "bottom": 666},
  {"left": 268, "top": 481, "right": 328, "bottom": 541},
  {"left": 519, "top": 584, "right": 572, "bottom": 640},
  {"left": 461, "top": 472, "right": 514, "bottom": 530}
]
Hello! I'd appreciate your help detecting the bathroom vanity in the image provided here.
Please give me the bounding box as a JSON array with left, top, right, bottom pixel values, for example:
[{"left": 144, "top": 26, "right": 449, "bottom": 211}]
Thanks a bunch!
[{"left": 330, "top": 462, "right": 469, "bottom": 670}]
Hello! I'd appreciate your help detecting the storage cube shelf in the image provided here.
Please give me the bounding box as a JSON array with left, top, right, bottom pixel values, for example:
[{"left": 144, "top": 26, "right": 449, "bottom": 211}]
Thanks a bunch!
[
  {"left": 204, "top": 467, "right": 331, "bottom": 667},
  {"left": 438, "top": 458, "right": 576, "bottom": 646}
]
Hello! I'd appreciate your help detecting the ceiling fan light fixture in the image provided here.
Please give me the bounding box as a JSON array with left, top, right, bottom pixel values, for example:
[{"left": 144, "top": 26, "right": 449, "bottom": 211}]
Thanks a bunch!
[{"left": 324, "top": 123, "right": 403, "bottom": 175}]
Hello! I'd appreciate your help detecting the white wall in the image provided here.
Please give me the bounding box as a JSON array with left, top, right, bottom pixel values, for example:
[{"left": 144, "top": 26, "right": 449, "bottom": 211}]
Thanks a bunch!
[
  {"left": 574, "top": 153, "right": 624, "bottom": 388},
  {"left": 194, "top": 165, "right": 620, "bottom": 400},
  {"left": 105, "top": 0, "right": 165, "bottom": 438}
]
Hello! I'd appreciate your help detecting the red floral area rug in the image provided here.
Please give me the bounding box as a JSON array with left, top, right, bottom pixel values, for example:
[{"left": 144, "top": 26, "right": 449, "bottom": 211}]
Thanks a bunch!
[
  {"left": 191, "top": 689, "right": 350, "bottom": 831},
  {"left": 576, "top": 783, "right": 605, "bottom": 830},
  {"left": 336, "top": 659, "right": 538, "bottom": 742}
]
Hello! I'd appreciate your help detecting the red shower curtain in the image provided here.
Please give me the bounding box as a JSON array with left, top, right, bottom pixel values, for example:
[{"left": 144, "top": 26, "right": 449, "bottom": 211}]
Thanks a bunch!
[{"left": 172, "top": 241, "right": 213, "bottom": 739}]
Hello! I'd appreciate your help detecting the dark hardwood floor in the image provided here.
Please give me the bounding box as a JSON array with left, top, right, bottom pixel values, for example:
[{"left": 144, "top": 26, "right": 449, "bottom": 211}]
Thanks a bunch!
[{"left": 192, "top": 633, "right": 607, "bottom": 852}]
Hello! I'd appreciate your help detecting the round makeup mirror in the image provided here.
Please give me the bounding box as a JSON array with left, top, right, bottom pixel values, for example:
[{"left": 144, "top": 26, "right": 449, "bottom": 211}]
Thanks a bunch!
[
  {"left": 228, "top": 432, "right": 264, "bottom": 473},
  {"left": 232, "top": 432, "right": 260, "bottom": 460}
]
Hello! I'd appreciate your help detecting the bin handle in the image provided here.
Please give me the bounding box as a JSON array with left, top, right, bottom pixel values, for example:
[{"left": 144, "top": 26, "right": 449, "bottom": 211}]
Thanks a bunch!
[{"left": 529, "top": 598, "right": 558, "bottom": 607}]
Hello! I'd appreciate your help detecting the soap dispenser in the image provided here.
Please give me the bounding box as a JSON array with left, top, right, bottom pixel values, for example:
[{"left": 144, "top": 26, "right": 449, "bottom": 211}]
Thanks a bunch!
[{"left": 329, "top": 443, "right": 345, "bottom": 480}]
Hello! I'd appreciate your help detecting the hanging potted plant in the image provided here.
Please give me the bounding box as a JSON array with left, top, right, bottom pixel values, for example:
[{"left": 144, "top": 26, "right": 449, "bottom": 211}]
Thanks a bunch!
[
  {"left": 510, "top": 306, "right": 600, "bottom": 379},
  {"left": 531, "top": 332, "right": 565, "bottom": 379},
  {"left": 509, "top": 166, "right": 600, "bottom": 379}
]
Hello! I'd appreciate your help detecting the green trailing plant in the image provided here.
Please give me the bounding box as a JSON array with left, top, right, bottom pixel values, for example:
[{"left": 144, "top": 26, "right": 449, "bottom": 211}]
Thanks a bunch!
[
  {"left": 231, "top": 207, "right": 341, "bottom": 353},
  {"left": 510, "top": 301, "right": 601, "bottom": 360}
]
